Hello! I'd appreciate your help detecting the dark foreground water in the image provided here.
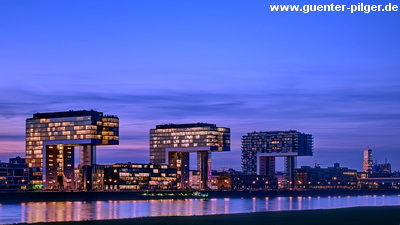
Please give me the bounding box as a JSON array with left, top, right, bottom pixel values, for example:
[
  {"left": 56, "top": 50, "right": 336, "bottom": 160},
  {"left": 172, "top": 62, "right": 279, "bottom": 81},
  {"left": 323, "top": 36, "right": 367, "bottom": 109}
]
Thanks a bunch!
[{"left": 1, "top": 195, "right": 400, "bottom": 224}]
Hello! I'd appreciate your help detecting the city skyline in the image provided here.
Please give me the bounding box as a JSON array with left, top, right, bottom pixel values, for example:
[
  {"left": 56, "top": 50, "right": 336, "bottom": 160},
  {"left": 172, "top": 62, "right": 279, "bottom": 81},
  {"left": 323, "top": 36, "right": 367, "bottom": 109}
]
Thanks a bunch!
[
  {"left": 1, "top": 1, "right": 399, "bottom": 171},
  {"left": 0, "top": 109, "right": 397, "bottom": 172}
]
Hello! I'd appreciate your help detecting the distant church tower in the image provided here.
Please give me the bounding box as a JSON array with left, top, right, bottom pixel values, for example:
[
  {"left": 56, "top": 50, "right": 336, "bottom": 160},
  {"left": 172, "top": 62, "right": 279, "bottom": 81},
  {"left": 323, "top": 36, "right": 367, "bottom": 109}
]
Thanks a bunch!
[{"left": 363, "top": 147, "right": 373, "bottom": 173}]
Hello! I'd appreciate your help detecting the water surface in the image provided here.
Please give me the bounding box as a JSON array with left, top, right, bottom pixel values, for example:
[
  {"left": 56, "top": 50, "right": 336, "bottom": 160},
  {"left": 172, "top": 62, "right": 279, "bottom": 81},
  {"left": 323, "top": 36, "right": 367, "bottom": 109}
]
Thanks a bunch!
[{"left": 1, "top": 195, "right": 400, "bottom": 224}]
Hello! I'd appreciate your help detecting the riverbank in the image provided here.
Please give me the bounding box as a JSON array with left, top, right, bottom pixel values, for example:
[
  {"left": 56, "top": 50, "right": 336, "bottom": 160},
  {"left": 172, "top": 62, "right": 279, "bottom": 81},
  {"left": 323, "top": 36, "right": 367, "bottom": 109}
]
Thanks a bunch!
[
  {"left": 14, "top": 206, "right": 400, "bottom": 225},
  {"left": 1, "top": 189, "right": 400, "bottom": 202}
]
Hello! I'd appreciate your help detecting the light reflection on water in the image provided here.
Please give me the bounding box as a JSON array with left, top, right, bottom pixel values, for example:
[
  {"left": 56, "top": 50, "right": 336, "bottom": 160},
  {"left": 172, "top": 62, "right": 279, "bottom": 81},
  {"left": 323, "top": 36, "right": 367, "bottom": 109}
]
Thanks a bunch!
[{"left": 1, "top": 195, "right": 400, "bottom": 224}]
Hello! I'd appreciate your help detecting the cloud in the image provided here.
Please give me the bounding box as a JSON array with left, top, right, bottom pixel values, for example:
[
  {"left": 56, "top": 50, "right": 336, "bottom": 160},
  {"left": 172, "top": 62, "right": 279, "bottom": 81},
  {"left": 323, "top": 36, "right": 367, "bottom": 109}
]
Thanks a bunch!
[{"left": 0, "top": 79, "right": 399, "bottom": 171}]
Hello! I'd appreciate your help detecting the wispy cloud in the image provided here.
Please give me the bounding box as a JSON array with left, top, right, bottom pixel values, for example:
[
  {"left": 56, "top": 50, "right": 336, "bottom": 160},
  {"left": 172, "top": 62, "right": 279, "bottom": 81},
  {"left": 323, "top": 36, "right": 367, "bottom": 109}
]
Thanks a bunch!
[{"left": 0, "top": 73, "right": 399, "bottom": 171}]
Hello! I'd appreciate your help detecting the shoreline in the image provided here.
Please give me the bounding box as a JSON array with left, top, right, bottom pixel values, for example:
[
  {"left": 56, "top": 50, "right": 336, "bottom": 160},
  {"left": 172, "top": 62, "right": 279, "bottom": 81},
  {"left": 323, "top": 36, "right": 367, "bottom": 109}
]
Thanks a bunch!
[
  {"left": 1, "top": 189, "right": 399, "bottom": 203},
  {"left": 13, "top": 205, "right": 400, "bottom": 225}
]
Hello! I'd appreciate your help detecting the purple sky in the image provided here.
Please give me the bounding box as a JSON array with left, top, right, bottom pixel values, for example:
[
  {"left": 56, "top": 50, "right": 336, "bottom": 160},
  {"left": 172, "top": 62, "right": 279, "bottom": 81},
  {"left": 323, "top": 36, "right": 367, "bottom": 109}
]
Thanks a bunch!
[{"left": 0, "top": 1, "right": 399, "bottom": 171}]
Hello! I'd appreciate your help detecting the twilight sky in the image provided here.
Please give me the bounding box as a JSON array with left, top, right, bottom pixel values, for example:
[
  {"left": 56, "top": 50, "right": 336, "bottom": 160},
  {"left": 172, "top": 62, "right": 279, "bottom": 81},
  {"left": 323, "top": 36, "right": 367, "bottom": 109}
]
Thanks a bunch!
[{"left": 0, "top": 1, "right": 399, "bottom": 171}]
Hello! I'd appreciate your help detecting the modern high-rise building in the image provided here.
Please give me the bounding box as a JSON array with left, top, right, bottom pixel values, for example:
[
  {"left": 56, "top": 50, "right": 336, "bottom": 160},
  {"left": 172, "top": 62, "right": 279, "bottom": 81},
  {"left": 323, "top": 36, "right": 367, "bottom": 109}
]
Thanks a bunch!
[
  {"left": 150, "top": 123, "right": 230, "bottom": 189},
  {"left": 362, "top": 148, "right": 391, "bottom": 178},
  {"left": 363, "top": 147, "right": 373, "bottom": 173},
  {"left": 241, "top": 130, "right": 313, "bottom": 186},
  {"left": 26, "top": 110, "right": 119, "bottom": 190}
]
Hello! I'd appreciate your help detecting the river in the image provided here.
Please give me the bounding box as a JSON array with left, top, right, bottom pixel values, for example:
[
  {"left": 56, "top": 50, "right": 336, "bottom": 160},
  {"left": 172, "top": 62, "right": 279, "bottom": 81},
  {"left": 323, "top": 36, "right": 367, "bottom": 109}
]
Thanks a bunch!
[{"left": 1, "top": 194, "right": 400, "bottom": 224}]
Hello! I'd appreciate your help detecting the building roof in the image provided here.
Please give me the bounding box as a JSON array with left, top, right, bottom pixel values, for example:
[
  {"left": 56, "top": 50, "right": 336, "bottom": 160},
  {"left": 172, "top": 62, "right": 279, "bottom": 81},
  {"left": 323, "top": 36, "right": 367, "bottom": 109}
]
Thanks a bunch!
[
  {"left": 155, "top": 123, "right": 218, "bottom": 129},
  {"left": 30, "top": 110, "right": 116, "bottom": 119}
]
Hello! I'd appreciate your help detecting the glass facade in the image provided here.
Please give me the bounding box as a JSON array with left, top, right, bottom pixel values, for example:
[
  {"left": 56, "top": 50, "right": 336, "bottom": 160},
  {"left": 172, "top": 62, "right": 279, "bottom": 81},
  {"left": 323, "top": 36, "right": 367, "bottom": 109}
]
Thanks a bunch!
[
  {"left": 0, "top": 157, "right": 30, "bottom": 190},
  {"left": 150, "top": 123, "right": 230, "bottom": 164},
  {"left": 150, "top": 123, "right": 230, "bottom": 190},
  {"left": 104, "top": 163, "right": 177, "bottom": 190},
  {"left": 241, "top": 130, "right": 313, "bottom": 175},
  {"left": 295, "top": 163, "right": 358, "bottom": 189},
  {"left": 25, "top": 110, "right": 119, "bottom": 188}
]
